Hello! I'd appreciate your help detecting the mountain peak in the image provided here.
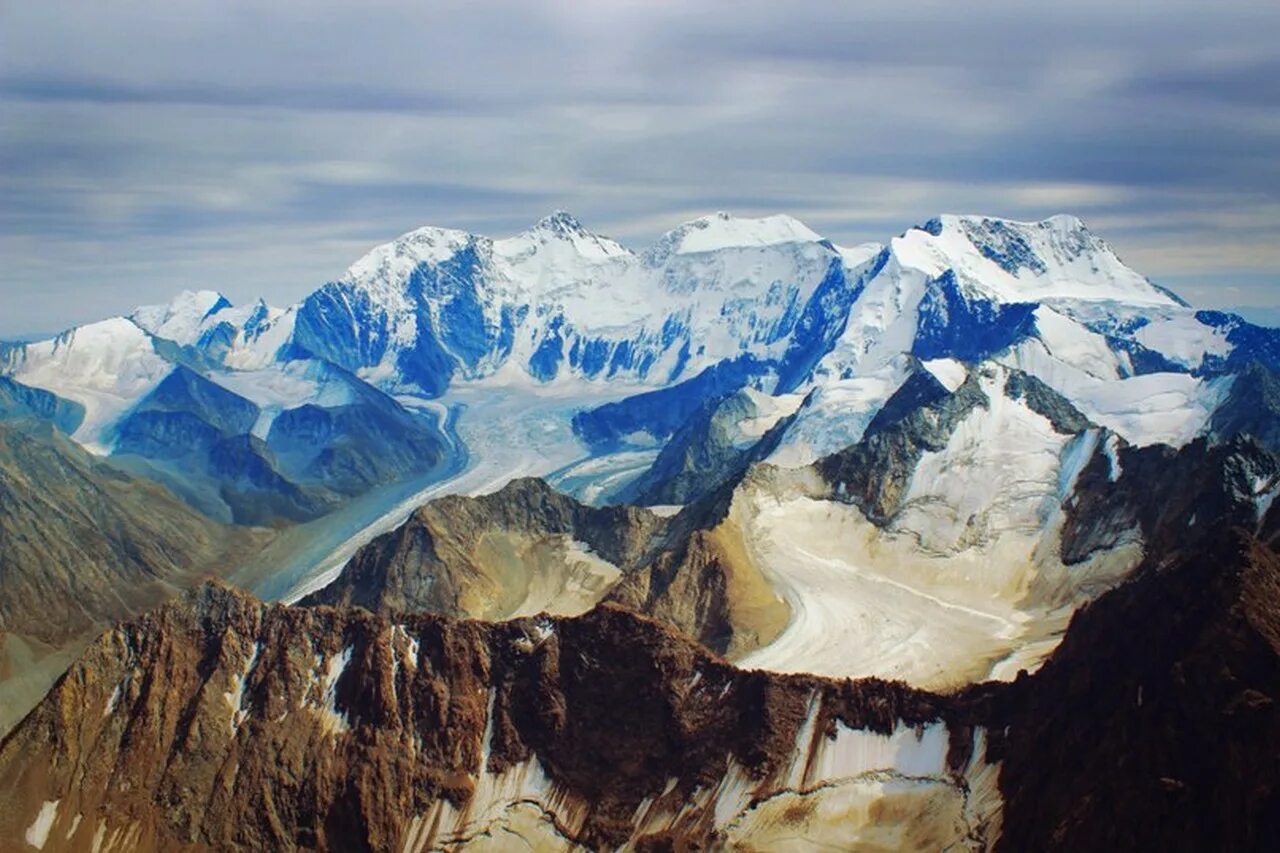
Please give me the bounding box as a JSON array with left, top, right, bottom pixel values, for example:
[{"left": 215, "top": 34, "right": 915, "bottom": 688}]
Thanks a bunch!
[
  {"left": 343, "top": 224, "right": 476, "bottom": 288},
  {"left": 495, "top": 211, "right": 631, "bottom": 263},
  {"left": 130, "top": 289, "right": 233, "bottom": 344},
  {"left": 898, "top": 213, "right": 1180, "bottom": 306},
  {"left": 532, "top": 209, "right": 588, "bottom": 235},
  {"left": 648, "top": 212, "right": 823, "bottom": 260}
]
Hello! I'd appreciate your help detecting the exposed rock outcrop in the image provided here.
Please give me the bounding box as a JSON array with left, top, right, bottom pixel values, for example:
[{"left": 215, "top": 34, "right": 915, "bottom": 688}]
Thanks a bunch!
[
  {"left": 977, "top": 531, "right": 1280, "bottom": 851},
  {"left": 620, "top": 387, "right": 803, "bottom": 506},
  {"left": 300, "top": 478, "right": 665, "bottom": 620}
]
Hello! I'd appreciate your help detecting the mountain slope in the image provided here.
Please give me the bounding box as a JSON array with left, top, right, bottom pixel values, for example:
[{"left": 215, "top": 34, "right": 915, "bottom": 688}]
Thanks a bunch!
[
  {"left": 979, "top": 532, "right": 1280, "bottom": 851},
  {"left": 6, "top": 528, "right": 1280, "bottom": 851},
  {"left": 299, "top": 478, "right": 664, "bottom": 620},
  {"left": 0, "top": 419, "right": 264, "bottom": 735}
]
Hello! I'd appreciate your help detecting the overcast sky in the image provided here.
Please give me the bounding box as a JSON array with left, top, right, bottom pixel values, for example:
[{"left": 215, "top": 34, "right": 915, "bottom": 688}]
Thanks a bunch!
[{"left": 2, "top": 0, "right": 1278, "bottom": 336}]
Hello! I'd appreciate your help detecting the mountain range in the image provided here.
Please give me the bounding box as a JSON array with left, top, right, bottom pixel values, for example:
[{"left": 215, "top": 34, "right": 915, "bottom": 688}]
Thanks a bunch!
[{"left": 1, "top": 210, "right": 1278, "bottom": 851}]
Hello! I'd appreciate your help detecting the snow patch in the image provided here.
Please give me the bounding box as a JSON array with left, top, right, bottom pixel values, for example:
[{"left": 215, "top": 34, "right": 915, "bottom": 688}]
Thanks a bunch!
[
  {"left": 130, "top": 289, "right": 230, "bottom": 345},
  {"left": 1134, "top": 312, "right": 1233, "bottom": 369},
  {"left": 1002, "top": 338, "right": 1231, "bottom": 447},
  {"left": 1103, "top": 433, "right": 1123, "bottom": 481},
  {"left": 103, "top": 682, "right": 122, "bottom": 716},
  {"left": 25, "top": 800, "right": 59, "bottom": 850},
  {"left": 920, "top": 357, "right": 967, "bottom": 392},
  {"left": 224, "top": 642, "right": 262, "bottom": 732},
  {"left": 7, "top": 318, "right": 171, "bottom": 451},
  {"left": 315, "top": 645, "right": 353, "bottom": 735}
]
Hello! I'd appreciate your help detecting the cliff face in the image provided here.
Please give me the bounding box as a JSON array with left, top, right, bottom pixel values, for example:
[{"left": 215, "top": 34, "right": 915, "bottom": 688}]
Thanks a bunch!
[
  {"left": 976, "top": 532, "right": 1280, "bottom": 852},
  {"left": 302, "top": 472, "right": 794, "bottom": 660},
  {"left": 0, "top": 582, "right": 999, "bottom": 852}
]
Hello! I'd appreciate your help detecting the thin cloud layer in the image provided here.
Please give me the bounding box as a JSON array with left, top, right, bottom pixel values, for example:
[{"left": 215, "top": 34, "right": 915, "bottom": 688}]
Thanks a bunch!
[{"left": 1, "top": 0, "right": 1277, "bottom": 335}]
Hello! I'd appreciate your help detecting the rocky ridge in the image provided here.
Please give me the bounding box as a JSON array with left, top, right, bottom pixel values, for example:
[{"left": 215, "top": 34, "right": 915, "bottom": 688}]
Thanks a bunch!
[{"left": 0, "top": 581, "right": 999, "bottom": 852}]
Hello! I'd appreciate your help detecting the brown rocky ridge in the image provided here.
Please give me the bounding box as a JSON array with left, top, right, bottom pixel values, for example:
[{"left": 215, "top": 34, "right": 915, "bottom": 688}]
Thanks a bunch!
[
  {"left": 0, "top": 580, "right": 999, "bottom": 851},
  {"left": 5, "top": 523, "right": 1280, "bottom": 850}
]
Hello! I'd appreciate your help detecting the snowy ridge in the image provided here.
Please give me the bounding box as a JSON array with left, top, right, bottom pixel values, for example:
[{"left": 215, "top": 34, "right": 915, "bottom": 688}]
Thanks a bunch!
[
  {"left": 902, "top": 214, "right": 1178, "bottom": 306},
  {"left": 2, "top": 210, "right": 1275, "bottom": 490}
]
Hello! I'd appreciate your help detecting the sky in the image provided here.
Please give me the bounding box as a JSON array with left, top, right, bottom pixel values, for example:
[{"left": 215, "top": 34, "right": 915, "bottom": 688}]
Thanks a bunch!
[{"left": 2, "top": 0, "right": 1278, "bottom": 337}]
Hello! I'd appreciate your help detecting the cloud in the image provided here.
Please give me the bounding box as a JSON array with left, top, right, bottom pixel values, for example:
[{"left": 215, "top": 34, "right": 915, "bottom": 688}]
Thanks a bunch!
[{"left": 0, "top": 0, "right": 1277, "bottom": 335}]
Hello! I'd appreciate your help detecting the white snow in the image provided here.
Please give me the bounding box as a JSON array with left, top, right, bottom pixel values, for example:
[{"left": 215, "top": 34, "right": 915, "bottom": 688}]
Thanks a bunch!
[
  {"left": 103, "top": 682, "right": 122, "bottom": 716},
  {"left": 735, "top": 494, "right": 1025, "bottom": 689},
  {"left": 1134, "top": 312, "right": 1233, "bottom": 369},
  {"left": 834, "top": 241, "right": 885, "bottom": 269},
  {"left": 1001, "top": 337, "right": 1233, "bottom": 447},
  {"left": 346, "top": 225, "right": 476, "bottom": 290},
  {"left": 1103, "top": 432, "right": 1124, "bottom": 481},
  {"left": 316, "top": 645, "right": 353, "bottom": 735},
  {"left": 130, "top": 289, "right": 230, "bottom": 345},
  {"left": 548, "top": 449, "right": 659, "bottom": 505},
  {"left": 895, "top": 367, "right": 1069, "bottom": 553},
  {"left": 266, "top": 385, "right": 629, "bottom": 604},
  {"left": 224, "top": 642, "right": 262, "bottom": 732},
  {"left": 734, "top": 387, "right": 807, "bottom": 440},
  {"left": 736, "top": 378, "right": 1144, "bottom": 689},
  {"left": 768, "top": 362, "right": 910, "bottom": 467},
  {"left": 920, "top": 357, "right": 968, "bottom": 392},
  {"left": 209, "top": 359, "right": 356, "bottom": 437},
  {"left": 892, "top": 214, "right": 1179, "bottom": 306},
  {"left": 666, "top": 212, "right": 821, "bottom": 255},
  {"left": 7, "top": 317, "right": 172, "bottom": 452},
  {"left": 25, "top": 800, "right": 59, "bottom": 850},
  {"left": 1032, "top": 305, "right": 1125, "bottom": 380}
]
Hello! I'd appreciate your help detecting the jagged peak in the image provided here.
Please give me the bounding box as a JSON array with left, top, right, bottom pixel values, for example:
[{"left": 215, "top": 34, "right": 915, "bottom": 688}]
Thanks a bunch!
[
  {"left": 494, "top": 210, "right": 631, "bottom": 263},
  {"left": 531, "top": 209, "right": 588, "bottom": 235}
]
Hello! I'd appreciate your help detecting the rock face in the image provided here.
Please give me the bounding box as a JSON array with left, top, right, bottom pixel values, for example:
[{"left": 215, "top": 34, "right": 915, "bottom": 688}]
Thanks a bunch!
[
  {"left": 977, "top": 532, "right": 1280, "bottom": 851},
  {"left": 605, "top": 479, "right": 793, "bottom": 659},
  {"left": 110, "top": 363, "right": 450, "bottom": 526},
  {"left": 0, "top": 582, "right": 999, "bottom": 852},
  {"left": 300, "top": 478, "right": 665, "bottom": 620},
  {"left": 1060, "top": 433, "right": 1278, "bottom": 565},
  {"left": 302, "top": 474, "right": 792, "bottom": 661},
  {"left": 620, "top": 387, "right": 804, "bottom": 506}
]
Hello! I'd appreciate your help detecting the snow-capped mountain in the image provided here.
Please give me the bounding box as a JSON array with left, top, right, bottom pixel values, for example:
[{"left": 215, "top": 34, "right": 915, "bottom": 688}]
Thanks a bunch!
[
  {"left": 2, "top": 209, "right": 1277, "bottom": 528},
  {"left": 4, "top": 211, "right": 1280, "bottom": 853}
]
